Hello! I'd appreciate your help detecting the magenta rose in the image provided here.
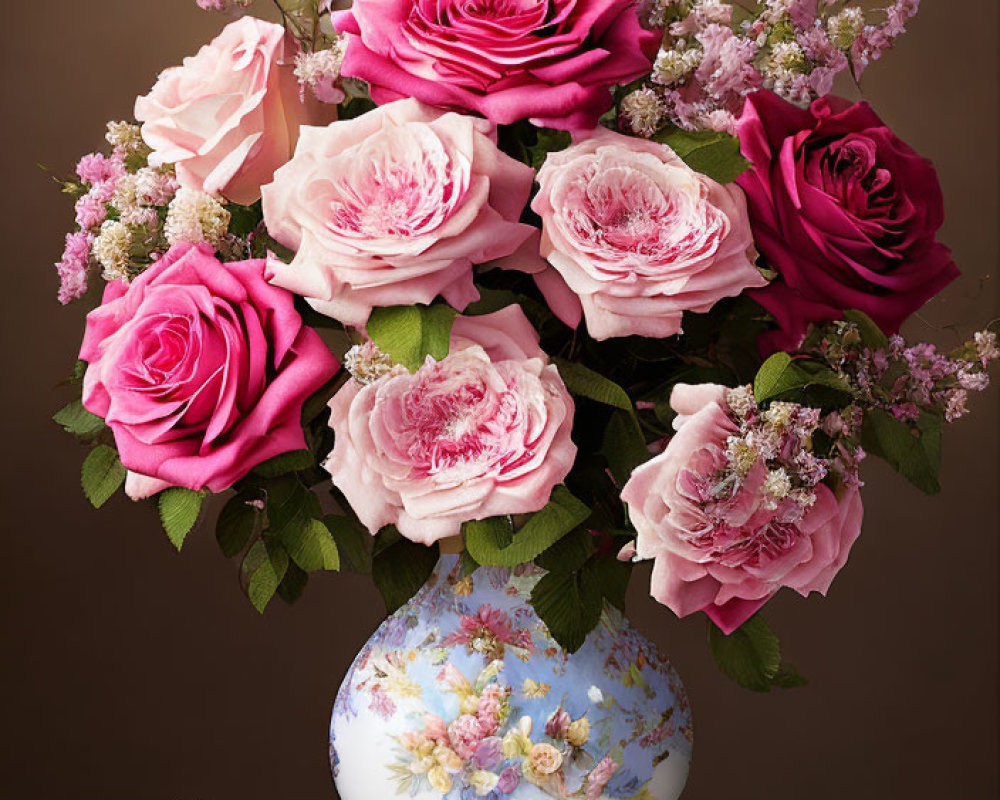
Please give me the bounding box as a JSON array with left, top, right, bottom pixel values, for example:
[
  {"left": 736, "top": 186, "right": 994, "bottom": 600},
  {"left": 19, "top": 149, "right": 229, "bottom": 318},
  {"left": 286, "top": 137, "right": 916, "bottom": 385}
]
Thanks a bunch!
[
  {"left": 325, "top": 306, "right": 577, "bottom": 544},
  {"left": 737, "top": 90, "right": 959, "bottom": 351},
  {"left": 331, "top": 0, "right": 659, "bottom": 130},
  {"left": 80, "top": 242, "right": 339, "bottom": 495},
  {"left": 135, "top": 17, "right": 333, "bottom": 205},
  {"left": 262, "top": 99, "right": 539, "bottom": 327},
  {"left": 532, "top": 128, "right": 765, "bottom": 340},
  {"left": 621, "top": 384, "right": 863, "bottom": 634}
]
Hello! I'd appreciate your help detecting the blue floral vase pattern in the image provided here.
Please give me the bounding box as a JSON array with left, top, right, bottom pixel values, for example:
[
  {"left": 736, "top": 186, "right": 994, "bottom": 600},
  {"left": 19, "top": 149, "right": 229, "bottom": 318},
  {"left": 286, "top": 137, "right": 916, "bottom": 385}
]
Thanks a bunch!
[{"left": 330, "top": 556, "right": 693, "bottom": 799}]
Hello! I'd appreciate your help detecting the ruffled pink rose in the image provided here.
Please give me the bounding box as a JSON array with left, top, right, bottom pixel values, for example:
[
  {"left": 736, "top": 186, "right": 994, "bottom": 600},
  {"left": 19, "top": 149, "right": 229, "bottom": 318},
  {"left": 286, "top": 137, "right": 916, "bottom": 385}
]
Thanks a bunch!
[
  {"left": 135, "top": 17, "right": 333, "bottom": 205},
  {"left": 326, "top": 306, "right": 576, "bottom": 544},
  {"left": 79, "top": 243, "right": 339, "bottom": 495},
  {"left": 331, "top": 0, "right": 659, "bottom": 130},
  {"left": 532, "top": 128, "right": 766, "bottom": 340},
  {"left": 737, "top": 90, "right": 960, "bottom": 351},
  {"left": 262, "top": 99, "right": 539, "bottom": 327},
  {"left": 622, "top": 384, "right": 863, "bottom": 634}
]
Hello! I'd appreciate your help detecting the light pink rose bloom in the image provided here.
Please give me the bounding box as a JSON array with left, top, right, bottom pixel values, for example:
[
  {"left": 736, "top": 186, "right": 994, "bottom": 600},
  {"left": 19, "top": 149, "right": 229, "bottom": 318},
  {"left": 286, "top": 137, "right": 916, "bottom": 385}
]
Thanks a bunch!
[
  {"left": 135, "top": 17, "right": 333, "bottom": 205},
  {"left": 448, "top": 714, "right": 486, "bottom": 760},
  {"left": 621, "top": 384, "right": 864, "bottom": 634},
  {"left": 262, "top": 99, "right": 538, "bottom": 328},
  {"left": 325, "top": 306, "right": 577, "bottom": 544},
  {"left": 79, "top": 242, "right": 339, "bottom": 495},
  {"left": 332, "top": 0, "right": 659, "bottom": 131},
  {"left": 532, "top": 128, "right": 766, "bottom": 341}
]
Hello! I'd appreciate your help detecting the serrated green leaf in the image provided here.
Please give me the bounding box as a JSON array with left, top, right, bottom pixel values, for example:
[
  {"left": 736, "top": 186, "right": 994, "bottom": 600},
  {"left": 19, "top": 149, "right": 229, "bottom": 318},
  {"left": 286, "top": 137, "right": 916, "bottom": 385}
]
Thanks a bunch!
[
  {"left": 216, "top": 495, "right": 263, "bottom": 558},
  {"left": 653, "top": 128, "right": 752, "bottom": 184},
  {"left": 242, "top": 540, "right": 289, "bottom": 613},
  {"left": 280, "top": 517, "right": 340, "bottom": 572},
  {"left": 265, "top": 477, "right": 323, "bottom": 534},
  {"left": 708, "top": 615, "right": 782, "bottom": 692},
  {"left": 531, "top": 566, "right": 602, "bottom": 654},
  {"left": 534, "top": 527, "right": 595, "bottom": 574},
  {"left": 81, "top": 445, "right": 126, "bottom": 509},
  {"left": 861, "top": 409, "right": 942, "bottom": 495},
  {"left": 588, "top": 554, "right": 631, "bottom": 613},
  {"left": 324, "top": 515, "right": 372, "bottom": 574},
  {"left": 371, "top": 528, "right": 438, "bottom": 614},
  {"left": 368, "top": 304, "right": 457, "bottom": 372},
  {"left": 464, "top": 486, "right": 591, "bottom": 567},
  {"left": 252, "top": 449, "right": 315, "bottom": 478},
  {"left": 158, "top": 488, "right": 205, "bottom": 551},
  {"left": 602, "top": 410, "right": 652, "bottom": 486},
  {"left": 754, "top": 352, "right": 852, "bottom": 406},
  {"left": 53, "top": 400, "right": 106, "bottom": 438}
]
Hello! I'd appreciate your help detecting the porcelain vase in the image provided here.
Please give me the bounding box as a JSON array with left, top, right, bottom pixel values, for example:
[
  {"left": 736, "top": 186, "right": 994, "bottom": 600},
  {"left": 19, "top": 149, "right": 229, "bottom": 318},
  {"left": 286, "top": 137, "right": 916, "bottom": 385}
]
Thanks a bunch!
[{"left": 330, "top": 555, "right": 693, "bottom": 799}]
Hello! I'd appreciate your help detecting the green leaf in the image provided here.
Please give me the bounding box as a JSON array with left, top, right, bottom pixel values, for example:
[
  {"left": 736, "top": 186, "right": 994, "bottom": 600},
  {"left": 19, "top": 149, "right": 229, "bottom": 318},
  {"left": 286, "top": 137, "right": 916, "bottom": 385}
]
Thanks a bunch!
[
  {"left": 368, "top": 304, "right": 457, "bottom": 372},
  {"left": 602, "top": 410, "right": 652, "bottom": 487},
  {"left": 53, "top": 400, "right": 106, "bottom": 439},
  {"left": 324, "top": 515, "right": 372, "bottom": 574},
  {"left": 842, "top": 310, "right": 889, "bottom": 350},
  {"left": 528, "top": 128, "right": 572, "bottom": 169},
  {"left": 265, "top": 477, "right": 323, "bottom": 535},
  {"left": 531, "top": 550, "right": 630, "bottom": 653},
  {"left": 242, "top": 540, "right": 289, "bottom": 613},
  {"left": 216, "top": 495, "right": 263, "bottom": 558},
  {"left": 277, "top": 562, "right": 309, "bottom": 605},
  {"left": 279, "top": 517, "right": 340, "bottom": 572},
  {"left": 653, "top": 128, "right": 752, "bottom": 184},
  {"left": 754, "top": 352, "right": 853, "bottom": 406},
  {"left": 861, "top": 409, "right": 942, "bottom": 495},
  {"left": 371, "top": 528, "right": 438, "bottom": 614},
  {"left": 708, "top": 615, "right": 782, "bottom": 692},
  {"left": 81, "top": 445, "right": 126, "bottom": 509},
  {"left": 534, "top": 527, "right": 595, "bottom": 574},
  {"left": 252, "top": 449, "right": 315, "bottom": 478},
  {"left": 464, "top": 486, "right": 591, "bottom": 567},
  {"left": 551, "top": 358, "right": 635, "bottom": 415},
  {"left": 771, "top": 662, "right": 809, "bottom": 689},
  {"left": 531, "top": 566, "right": 602, "bottom": 654},
  {"left": 158, "top": 488, "right": 205, "bottom": 551}
]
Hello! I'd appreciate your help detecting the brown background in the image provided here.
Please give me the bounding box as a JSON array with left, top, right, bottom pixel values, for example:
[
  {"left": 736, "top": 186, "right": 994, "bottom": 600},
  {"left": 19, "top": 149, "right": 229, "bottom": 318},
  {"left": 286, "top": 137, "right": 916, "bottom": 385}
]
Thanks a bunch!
[{"left": 1, "top": 1, "right": 997, "bottom": 798}]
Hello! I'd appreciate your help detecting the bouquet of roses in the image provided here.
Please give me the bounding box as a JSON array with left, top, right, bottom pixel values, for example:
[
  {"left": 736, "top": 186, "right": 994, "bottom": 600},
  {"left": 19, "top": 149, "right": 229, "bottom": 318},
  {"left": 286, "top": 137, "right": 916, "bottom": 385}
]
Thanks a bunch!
[{"left": 51, "top": 0, "right": 996, "bottom": 693}]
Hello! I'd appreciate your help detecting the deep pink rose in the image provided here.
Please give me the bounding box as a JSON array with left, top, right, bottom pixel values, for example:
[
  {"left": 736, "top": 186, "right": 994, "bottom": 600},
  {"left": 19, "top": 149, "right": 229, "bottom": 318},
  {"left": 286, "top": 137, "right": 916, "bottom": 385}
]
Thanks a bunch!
[
  {"left": 79, "top": 243, "right": 339, "bottom": 495},
  {"left": 331, "top": 0, "right": 659, "bottom": 130},
  {"left": 621, "top": 384, "right": 864, "bottom": 634},
  {"left": 135, "top": 18, "right": 333, "bottom": 205},
  {"left": 325, "top": 306, "right": 576, "bottom": 544},
  {"left": 262, "top": 99, "right": 538, "bottom": 327},
  {"left": 532, "top": 128, "right": 765, "bottom": 340},
  {"left": 737, "top": 90, "right": 959, "bottom": 351}
]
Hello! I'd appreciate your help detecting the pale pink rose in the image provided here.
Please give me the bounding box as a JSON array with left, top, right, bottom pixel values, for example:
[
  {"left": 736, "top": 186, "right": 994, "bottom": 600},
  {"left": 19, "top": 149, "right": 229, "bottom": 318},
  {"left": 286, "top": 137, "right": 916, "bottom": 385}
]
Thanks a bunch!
[
  {"left": 325, "top": 306, "right": 576, "bottom": 544},
  {"left": 532, "top": 128, "right": 766, "bottom": 340},
  {"left": 79, "top": 243, "right": 339, "bottom": 494},
  {"left": 135, "top": 18, "right": 333, "bottom": 206},
  {"left": 621, "top": 384, "right": 864, "bottom": 634},
  {"left": 262, "top": 99, "right": 538, "bottom": 328}
]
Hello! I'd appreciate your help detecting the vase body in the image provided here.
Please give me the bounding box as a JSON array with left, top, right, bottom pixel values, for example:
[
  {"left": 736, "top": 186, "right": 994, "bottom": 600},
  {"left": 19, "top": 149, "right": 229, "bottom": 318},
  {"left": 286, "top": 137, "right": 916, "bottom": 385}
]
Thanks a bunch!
[{"left": 330, "top": 556, "right": 693, "bottom": 800}]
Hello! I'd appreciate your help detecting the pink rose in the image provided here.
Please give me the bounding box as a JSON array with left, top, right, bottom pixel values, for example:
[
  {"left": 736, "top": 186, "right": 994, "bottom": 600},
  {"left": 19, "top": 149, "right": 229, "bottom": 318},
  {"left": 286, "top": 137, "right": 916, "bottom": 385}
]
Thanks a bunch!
[
  {"left": 737, "top": 91, "right": 960, "bottom": 351},
  {"left": 135, "top": 18, "right": 333, "bottom": 205},
  {"left": 448, "top": 714, "right": 486, "bottom": 760},
  {"left": 79, "top": 243, "right": 339, "bottom": 495},
  {"left": 621, "top": 384, "right": 863, "bottom": 634},
  {"left": 262, "top": 99, "right": 538, "bottom": 327},
  {"left": 532, "top": 128, "right": 766, "bottom": 340},
  {"left": 325, "top": 306, "right": 577, "bottom": 544},
  {"left": 331, "top": 0, "right": 659, "bottom": 130}
]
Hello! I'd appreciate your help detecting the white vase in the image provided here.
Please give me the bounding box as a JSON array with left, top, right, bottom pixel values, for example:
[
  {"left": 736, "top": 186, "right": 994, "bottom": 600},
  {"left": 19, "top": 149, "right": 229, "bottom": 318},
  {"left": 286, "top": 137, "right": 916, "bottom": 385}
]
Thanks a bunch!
[{"left": 330, "top": 555, "right": 693, "bottom": 799}]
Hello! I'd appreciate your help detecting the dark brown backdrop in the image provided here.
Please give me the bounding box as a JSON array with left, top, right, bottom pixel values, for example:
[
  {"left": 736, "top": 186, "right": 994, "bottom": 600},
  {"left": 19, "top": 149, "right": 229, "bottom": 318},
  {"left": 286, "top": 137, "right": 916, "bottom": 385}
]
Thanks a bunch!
[{"left": 1, "top": 1, "right": 997, "bottom": 798}]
